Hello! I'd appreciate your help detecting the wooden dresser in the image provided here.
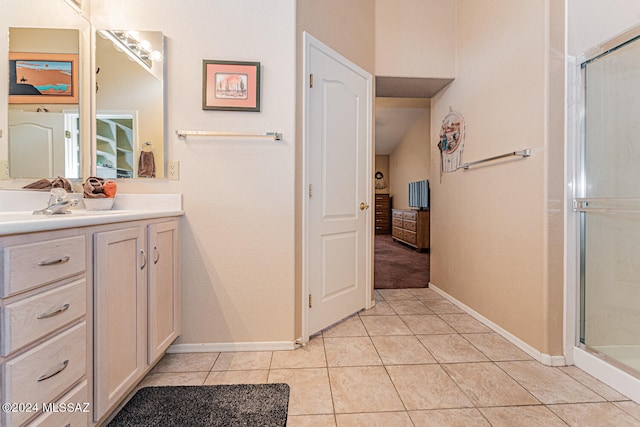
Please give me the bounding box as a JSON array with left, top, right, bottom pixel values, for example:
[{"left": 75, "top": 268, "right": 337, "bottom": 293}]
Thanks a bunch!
[
  {"left": 374, "top": 194, "right": 391, "bottom": 234},
  {"left": 392, "top": 209, "right": 430, "bottom": 251}
]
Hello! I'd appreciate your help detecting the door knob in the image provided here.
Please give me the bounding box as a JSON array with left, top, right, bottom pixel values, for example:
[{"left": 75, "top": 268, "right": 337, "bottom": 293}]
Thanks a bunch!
[{"left": 360, "top": 202, "right": 370, "bottom": 210}]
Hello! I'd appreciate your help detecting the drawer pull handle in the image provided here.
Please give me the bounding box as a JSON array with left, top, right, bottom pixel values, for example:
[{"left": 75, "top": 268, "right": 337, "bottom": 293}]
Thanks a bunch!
[
  {"left": 154, "top": 245, "right": 160, "bottom": 265},
  {"left": 37, "top": 359, "right": 69, "bottom": 382},
  {"left": 37, "top": 304, "right": 70, "bottom": 319},
  {"left": 37, "top": 256, "right": 70, "bottom": 266},
  {"left": 140, "top": 249, "right": 147, "bottom": 270}
]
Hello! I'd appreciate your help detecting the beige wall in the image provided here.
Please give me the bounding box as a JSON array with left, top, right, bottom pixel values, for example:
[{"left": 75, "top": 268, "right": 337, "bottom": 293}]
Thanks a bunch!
[
  {"left": 389, "top": 113, "right": 430, "bottom": 210},
  {"left": 375, "top": 0, "right": 456, "bottom": 78},
  {"left": 430, "top": 0, "right": 565, "bottom": 357}
]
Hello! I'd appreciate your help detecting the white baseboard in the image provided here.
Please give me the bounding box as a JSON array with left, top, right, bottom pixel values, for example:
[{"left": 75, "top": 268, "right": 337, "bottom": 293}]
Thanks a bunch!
[
  {"left": 429, "top": 282, "right": 566, "bottom": 367},
  {"left": 168, "top": 341, "right": 297, "bottom": 353}
]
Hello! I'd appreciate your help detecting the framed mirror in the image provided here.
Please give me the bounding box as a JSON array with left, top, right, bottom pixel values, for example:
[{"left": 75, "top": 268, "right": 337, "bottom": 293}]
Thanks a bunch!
[{"left": 94, "top": 29, "right": 165, "bottom": 179}]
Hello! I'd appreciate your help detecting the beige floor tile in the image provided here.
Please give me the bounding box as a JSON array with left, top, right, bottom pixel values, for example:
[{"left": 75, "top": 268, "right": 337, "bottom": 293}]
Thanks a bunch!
[
  {"left": 269, "top": 368, "right": 334, "bottom": 416},
  {"left": 497, "top": 361, "right": 604, "bottom": 404},
  {"left": 559, "top": 365, "right": 629, "bottom": 401},
  {"left": 417, "top": 334, "right": 489, "bottom": 363},
  {"left": 386, "top": 364, "right": 473, "bottom": 410},
  {"left": 324, "top": 337, "right": 382, "bottom": 367},
  {"left": 287, "top": 414, "right": 337, "bottom": 427},
  {"left": 614, "top": 401, "right": 640, "bottom": 422},
  {"left": 548, "top": 402, "right": 640, "bottom": 427},
  {"left": 443, "top": 362, "right": 540, "bottom": 407},
  {"left": 400, "top": 315, "right": 456, "bottom": 335},
  {"left": 329, "top": 366, "right": 405, "bottom": 413},
  {"left": 137, "top": 371, "right": 208, "bottom": 388},
  {"left": 371, "top": 335, "right": 437, "bottom": 365},
  {"left": 335, "top": 411, "right": 413, "bottom": 426},
  {"left": 374, "top": 290, "right": 384, "bottom": 301},
  {"left": 480, "top": 405, "right": 568, "bottom": 427},
  {"left": 438, "top": 314, "right": 492, "bottom": 333},
  {"left": 203, "top": 369, "right": 268, "bottom": 385},
  {"left": 360, "top": 315, "right": 413, "bottom": 336},
  {"left": 359, "top": 301, "right": 395, "bottom": 316},
  {"left": 322, "top": 315, "right": 368, "bottom": 337},
  {"left": 420, "top": 299, "right": 465, "bottom": 314},
  {"left": 462, "top": 333, "right": 532, "bottom": 361},
  {"left": 211, "top": 351, "right": 273, "bottom": 371},
  {"left": 271, "top": 337, "right": 326, "bottom": 369},
  {"left": 376, "top": 289, "right": 417, "bottom": 301},
  {"left": 151, "top": 352, "right": 219, "bottom": 373},
  {"left": 409, "top": 408, "right": 490, "bottom": 427},
  {"left": 407, "top": 288, "right": 443, "bottom": 300},
  {"left": 388, "top": 300, "right": 434, "bottom": 315}
]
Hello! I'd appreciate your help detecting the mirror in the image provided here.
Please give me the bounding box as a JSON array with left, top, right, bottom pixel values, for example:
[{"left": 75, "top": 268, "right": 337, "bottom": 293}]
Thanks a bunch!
[
  {"left": 95, "top": 29, "right": 165, "bottom": 179},
  {"left": 8, "top": 27, "right": 82, "bottom": 179}
]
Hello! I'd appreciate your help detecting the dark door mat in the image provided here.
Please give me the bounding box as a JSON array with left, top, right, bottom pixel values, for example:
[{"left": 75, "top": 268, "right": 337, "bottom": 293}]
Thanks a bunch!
[{"left": 107, "top": 383, "right": 290, "bottom": 427}]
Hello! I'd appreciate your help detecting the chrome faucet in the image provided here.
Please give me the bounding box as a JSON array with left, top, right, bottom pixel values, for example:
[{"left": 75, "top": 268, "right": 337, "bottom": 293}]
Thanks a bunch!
[{"left": 33, "top": 188, "right": 79, "bottom": 215}]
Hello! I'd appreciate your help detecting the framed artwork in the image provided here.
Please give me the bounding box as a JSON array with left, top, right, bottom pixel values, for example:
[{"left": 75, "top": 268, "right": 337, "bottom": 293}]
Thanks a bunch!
[
  {"left": 202, "top": 60, "right": 260, "bottom": 112},
  {"left": 9, "top": 52, "right": 79, "bottom": 104}
]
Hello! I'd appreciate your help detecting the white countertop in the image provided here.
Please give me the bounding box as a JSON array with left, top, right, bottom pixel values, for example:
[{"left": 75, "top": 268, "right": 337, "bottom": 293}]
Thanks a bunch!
[{"left": 0, "top": 191, "right": 183, "bottom": 235}]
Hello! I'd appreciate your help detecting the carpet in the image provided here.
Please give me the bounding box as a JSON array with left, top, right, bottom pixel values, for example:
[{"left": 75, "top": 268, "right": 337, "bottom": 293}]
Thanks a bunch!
[
  {"left": 374, "top": 234, "right": 430, "bottom": 289},
  {"left": 107, "top": 384, "right": 290, "bottom": 427}
]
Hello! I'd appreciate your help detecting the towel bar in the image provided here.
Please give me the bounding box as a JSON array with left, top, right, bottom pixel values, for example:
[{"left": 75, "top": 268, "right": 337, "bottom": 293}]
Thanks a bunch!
[
  {"left": 458, "top": 148, "right": 531, "bottom": 170},
  {"left": 176, "top": 130, "right": 282, "bottom": 140}
]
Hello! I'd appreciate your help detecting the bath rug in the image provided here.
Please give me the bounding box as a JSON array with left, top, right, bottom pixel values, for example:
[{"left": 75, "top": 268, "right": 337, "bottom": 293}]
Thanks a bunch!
[{"left": 107, "top": 383, "right": 289, "bottom": 427}]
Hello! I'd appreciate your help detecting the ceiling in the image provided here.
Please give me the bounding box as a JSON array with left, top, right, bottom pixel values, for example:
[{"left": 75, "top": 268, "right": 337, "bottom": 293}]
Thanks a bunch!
[{"left": 374, "top": 76, "right": 453, "bottom": 155}]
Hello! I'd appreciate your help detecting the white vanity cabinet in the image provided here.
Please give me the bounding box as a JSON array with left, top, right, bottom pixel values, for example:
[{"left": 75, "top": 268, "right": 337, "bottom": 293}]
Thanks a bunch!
[
  {"left": 92, "top": 218, "right": 180, "bottom": 423},
  {"left": 0, "top": 230, "right": 89, "bottom": 427}
]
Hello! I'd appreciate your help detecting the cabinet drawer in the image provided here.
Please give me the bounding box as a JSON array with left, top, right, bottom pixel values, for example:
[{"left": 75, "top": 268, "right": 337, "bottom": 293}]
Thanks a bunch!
[
  {"left": 1, "top": 279, "right": 86, "bottom": 357},
  {"left": 392, "top": 217, "right": 403, "bottom": 228},
  {"left": 29, "top": 381, "right": 89, "bottom": 427},
  {"left": 2, "top": 236, "right": 86, "bottom": 297},
  {"left": 403, "top": 230, "right": 417, "bottom": 245},
  {"left": 392, "top": 210, "right": 403, "bottom": 219},
  {"left": 2, "top": 322, "right": 86, "bottom": 427},
  {"left": 392, "top": 227, "right": 403, "bottom": 239},
  {"left": 402, "top": 210, "right": 418, "bottom": 220},
  {"left": 403, "top": 219, "right": 417, "bottom": 232}
]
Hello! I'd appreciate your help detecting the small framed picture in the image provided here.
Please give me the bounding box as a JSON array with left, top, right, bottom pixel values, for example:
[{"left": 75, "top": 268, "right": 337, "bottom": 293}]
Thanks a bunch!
[
  {"left": 202, "top": 60, "right": 260, "bottom": 112},
  {"left": 9, "top": 52, "right": 79, "bottom": 104}
]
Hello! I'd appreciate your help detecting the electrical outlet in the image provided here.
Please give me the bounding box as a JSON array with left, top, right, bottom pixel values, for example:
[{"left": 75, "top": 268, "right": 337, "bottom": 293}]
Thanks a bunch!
[
  {"left": 0, "top": 160, "right": 8, "bottom": 179},
  {"left": 167, "top": 161, "right": 180, "bottom": 180}
]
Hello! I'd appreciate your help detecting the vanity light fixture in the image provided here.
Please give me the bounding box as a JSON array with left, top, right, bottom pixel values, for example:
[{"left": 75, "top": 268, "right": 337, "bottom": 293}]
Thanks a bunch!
[{"left": 98, "top": 30, "right": 163, "bottom": 71}]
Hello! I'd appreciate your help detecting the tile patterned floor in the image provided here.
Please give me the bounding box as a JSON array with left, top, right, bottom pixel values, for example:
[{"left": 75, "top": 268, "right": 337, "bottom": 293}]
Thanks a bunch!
[{"left": 140, "top": 288, "right": 640, "bottom": 426}]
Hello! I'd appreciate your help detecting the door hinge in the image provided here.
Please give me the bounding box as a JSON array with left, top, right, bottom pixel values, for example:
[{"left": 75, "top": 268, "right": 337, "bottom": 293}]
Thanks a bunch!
[
  {"left": 309, "top": 73, "right": 313, "bottom": 88},
  {"left": 308, "top": 294, "right": 313, "bottom": 308},
  {"left": 308, "top": 184, "right": 313, "bottom": 198}
]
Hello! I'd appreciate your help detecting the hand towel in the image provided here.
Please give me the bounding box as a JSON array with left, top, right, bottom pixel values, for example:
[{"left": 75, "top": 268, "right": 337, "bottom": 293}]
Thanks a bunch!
[{"left": 138, "top": 151, "right": 156, "bottom": 178}]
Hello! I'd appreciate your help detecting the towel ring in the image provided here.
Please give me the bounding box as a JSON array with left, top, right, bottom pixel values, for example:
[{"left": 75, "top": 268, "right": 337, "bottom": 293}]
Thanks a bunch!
[{"left": 142, "top": 141, "right": 154, "bottom": 152}]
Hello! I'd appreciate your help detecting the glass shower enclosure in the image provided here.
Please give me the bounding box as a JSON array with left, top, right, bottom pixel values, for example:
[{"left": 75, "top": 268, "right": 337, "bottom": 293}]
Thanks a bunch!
[{"left": 575, "top": 32, "right": 640, "bottom": 376}]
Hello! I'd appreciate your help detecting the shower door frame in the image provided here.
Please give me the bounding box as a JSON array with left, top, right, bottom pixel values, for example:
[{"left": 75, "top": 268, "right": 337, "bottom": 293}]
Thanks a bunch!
[{"left": 566, "top": 24, "right": 640, "bottom": 404}]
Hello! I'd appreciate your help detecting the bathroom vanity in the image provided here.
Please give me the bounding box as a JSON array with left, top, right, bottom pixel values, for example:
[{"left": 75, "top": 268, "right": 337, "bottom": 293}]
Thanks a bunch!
[{"left": 0, "top": 192, "right": 183, "bottom": 426}]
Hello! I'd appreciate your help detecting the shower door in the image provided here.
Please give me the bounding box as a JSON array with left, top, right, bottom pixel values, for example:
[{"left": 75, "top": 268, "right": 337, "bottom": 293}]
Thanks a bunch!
[{"left": 575, "top": 33, "right": 640, "bottom": 375}]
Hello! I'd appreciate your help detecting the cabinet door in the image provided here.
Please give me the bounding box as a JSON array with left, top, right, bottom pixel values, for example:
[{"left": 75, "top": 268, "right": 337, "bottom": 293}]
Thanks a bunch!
[
  {"left": 147, "top": 220, "right": 180, "bottom": 364},
  {"left": 93, "top": 227, "right": 146, "bottom": 422}
]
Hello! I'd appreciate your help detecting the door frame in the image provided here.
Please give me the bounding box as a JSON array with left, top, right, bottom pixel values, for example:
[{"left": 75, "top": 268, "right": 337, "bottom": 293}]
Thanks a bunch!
[
  {"left": 301, "top": 32, "right": 373, "bottom": 342},
  {"left": 565, "top": 23, "right": 640, "bottom": 403}
]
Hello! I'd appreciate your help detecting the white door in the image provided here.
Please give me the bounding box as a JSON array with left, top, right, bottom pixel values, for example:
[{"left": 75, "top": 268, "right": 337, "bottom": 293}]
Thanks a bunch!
[{"left": 304, "top": 33, "right": 372, "bottom": 337}]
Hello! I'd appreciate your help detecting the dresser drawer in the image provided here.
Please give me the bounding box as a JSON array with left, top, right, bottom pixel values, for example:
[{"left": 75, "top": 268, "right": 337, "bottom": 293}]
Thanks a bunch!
[
  {"left": 403, "top": 219, "right": 417, "bottom": 232},
  {"left": 2, "top": 236, "right": 86, "bottom": 297},
  {"left": 28, "top": 380, "right": 89, "bottom": 427},
  {"left": 392, "top": 217, "right": 403, "bottom": 228},
  {"left": 392, "top": 226, "right": 403, "bottom": 239},
  {"left": 392, "top": 210, "right": 403, "bottom": 219},
  {"left": 402, "top": 210, "right": 418, "bottom": 220},
  {"left": 1, "top": 279, "right": 86, "bottom": 357},
  {"left": 403, "top": 230, "right": 417, "bottom": 245},
  {"left": 2, "top": 322, "right": 86, "bottom": 427}
]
